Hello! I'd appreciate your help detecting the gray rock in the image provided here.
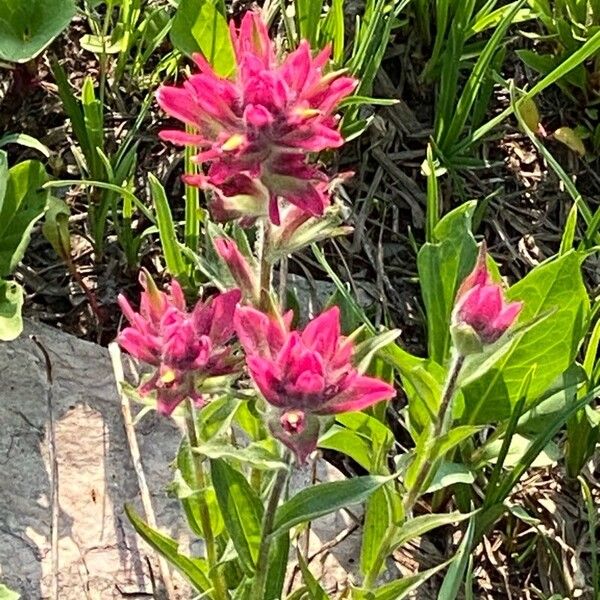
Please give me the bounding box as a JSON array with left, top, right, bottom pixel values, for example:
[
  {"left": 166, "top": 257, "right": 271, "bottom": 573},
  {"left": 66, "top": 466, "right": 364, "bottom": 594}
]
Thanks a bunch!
[
  {"left": 0, "top": 320, "right": 188, "bottom": 599},
  {"left": 0, "top": 321, "right": 365, "bottom": 599}
]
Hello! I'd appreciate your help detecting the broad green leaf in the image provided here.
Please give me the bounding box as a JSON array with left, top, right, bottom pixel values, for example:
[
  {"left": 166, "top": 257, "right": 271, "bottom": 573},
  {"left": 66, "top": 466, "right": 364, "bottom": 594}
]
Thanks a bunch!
[
  {"left": 170, "top": 0, "right": 235, "bottom": 77},
  {"left": 0, "top": 583, "right": 19, "bottom": 600},
  {"left": 175, "top": 440, "right": 224, "bottom": 538},
  {"left": 0, "top": 280, "right": 24, "bottom": 341},
  {"left": 424, "top": 461, "right": 475, "bottom": 494},
  {"left": 264, "top": 530, "right": 290, "bottom": 600},
  {"left": 0, "top": 133, "right": 50, "bottom": 157},
  {"left": 0, "top": 0, "right": 76, "bottom": 63},
  {"left": 353, "top": 329, "right": 401, "bottom": 374},
  {"left": 417, "top": 202, "right": 478, "bottom": 364},
  {"left": 210, "top": 458, "right": 264, "bottom": 575},
  {"left": 390, "top": 511, "right": 475, "bottom": 552},
  {"left": 319, "top": 426, "right": 373, "bottom": 471},
  {"left": 79, "top": 33, "right": 122, "bottom": 54},
  {"left": 459, "top": 251, "right": 589, "bottom": 424},
  {"left": 272, "top": 475, "right": 391, "bottom": 537},
  {"left": 480, "top": 434, "right": 561, "bottom": 469},
  {"left": 0, "top": 158, "right": 49, "bottom": 277},
  {"left": 321, "top": 412, "right": 395, "bottom": 471},
  {"left": 516, "top": 365, "right": 583, "bottom": 434},
  {"left": 354, "top": 559, "right": 451, "bottom": 600},
  {"left": 198, "top": 395, "right": 240, "bottom": 441},
  {"left": 42, "top": 197, "right": 71, "bottom": 261},
  {"left": 124, "top": 504, "right": 211, "bottom": 592},
  {"left": 360, "top": 486, "right": 394, "bottom": 578},
  {"left": 197, "top": 440, "right": 287, "bottom": 471}
]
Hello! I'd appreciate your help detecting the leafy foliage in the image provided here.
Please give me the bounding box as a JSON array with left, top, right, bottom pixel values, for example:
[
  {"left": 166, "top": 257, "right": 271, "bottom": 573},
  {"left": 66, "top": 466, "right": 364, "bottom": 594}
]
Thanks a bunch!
[{"left": 0, "top": 0, "right": 76, "bottom": 62}]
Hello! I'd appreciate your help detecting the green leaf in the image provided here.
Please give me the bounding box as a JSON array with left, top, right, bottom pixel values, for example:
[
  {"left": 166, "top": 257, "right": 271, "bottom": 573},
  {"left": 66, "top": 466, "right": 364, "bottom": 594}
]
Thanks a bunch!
[
  {"left": 0, "top": 583, "right": 19, "bottom": 600},
  {"left": 264, "top": 530, "right": 289, "bottom": 600},
  {"left": 417, "top": 201, "right": 478, "bottom": 364},
  {"left": 198, "top": 395, "right": 241, "bottom": 441},
  {"left": 0, "top": 133, "right": 50, "bottom": 158},
  {"left": 148, "top": 173, "right": 187, "bottom": 281},
  {"left": 210, "top": 459, "right": 264, "bottom": 575},
  {"left": 0, "top": 157, "right": 49, "bottom": 277},
  {"left": 42, "top": 197, "right": 71, "bottom": 261},
  {"left": 0, "top": 0, "right": 76, "bottom": 62},
  {"left": 437, "top": 517, "right": 475, "bottom": 600},
  {"left": 197, "top": 440, "right": 288, "bottom": 471},
  {"left": 79, "top": 33, "right": 122, "bottom": 54},
  {"left": 360, "top": 486, "right": 394, "bottom": 578},
  {"left": 355, "top": 559, "right": 451, "bottom": 600},
  {"left": 480, "top": 434, "right": 561, "bottom": 469},
  {"left": 272, "top": 475, "right": 391, "bottom": 537},
  {"left": 175, "top": 440, "right": 224, "bottom": 538},
  {"left": 124, "top": 504, "right": 211, "bottom": 592},
  {"left": 390, "top": 511, "right": 475, "bottom": 552},
  {"left": 353, "top": 328, "right": 401, "bottom": 374},
  {"left": 424, "top": 461, "right": 475, "bottom": 494},
  {"left": 0, "top": 279, "right": 24, "bottom": 341},
  {"left": 319, "top": 426, "right": 373, "bottom": 471},
  {"left": 460, "top": 251, "right": 590, "bottom": 424},
  {"left": 297, "top": 552, "right": 330, "bottom": 599},
  {"left": 295, "top": 0, "right": 324, "bottom": 45},
  {"left": 170, "top": 0, "right": 235, "bottom": 77}
]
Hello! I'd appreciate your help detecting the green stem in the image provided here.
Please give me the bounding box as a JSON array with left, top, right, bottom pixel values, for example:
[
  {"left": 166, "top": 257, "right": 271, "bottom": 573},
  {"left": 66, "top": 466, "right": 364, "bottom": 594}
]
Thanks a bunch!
[
  {"left": 249, "top": 456, "right": 291, "bottom": 600},
  {"left": 362, "top": 353, "right": 465, "bottom": 590},
  {"left": 402, "top": 352, "right": 465, "bottom": 515},
  {"left": 184, "top": 400, "right": 229, "bottom": 600},
  {"left": 258, "top": 218, "right": 272, "bottom": 311}
]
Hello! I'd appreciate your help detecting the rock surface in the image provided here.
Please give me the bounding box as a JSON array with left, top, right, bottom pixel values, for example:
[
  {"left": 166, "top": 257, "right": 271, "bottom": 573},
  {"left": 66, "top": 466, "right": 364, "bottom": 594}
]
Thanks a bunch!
[
  {"left": 0, "top": 320, "right": 187, "bottom": 599},
  {"left": 0, "top": 321, "right": 365, "bottom": 599}
]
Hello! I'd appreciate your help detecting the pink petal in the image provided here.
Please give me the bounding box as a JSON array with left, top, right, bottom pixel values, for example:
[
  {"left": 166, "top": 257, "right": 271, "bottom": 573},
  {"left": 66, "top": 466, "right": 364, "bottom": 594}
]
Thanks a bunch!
[
  {"left": 317, "top": 374, "right": 396, "bottom": 414},
  {"left": 118, "top": 329, "right": 160, "bottom": 365},
  {"left": 292, "top": 371, "right": 325, "bottom": 395},
  {"left": 244, "top": 104, "right": 274, "bottom": 127},
  {"left": 301, "top": 306, "right": 341, "bottom": 360},
  {"left": 156, "top": 86, "right": 200, "bottom": 126},
  {"left": 159, "top": 130, "right": 207, "bottom": 146},
  {"left": 247, "top": 355, "right": 285, "bottom": 406},
  {"left": 235, "top": 306, "right": 277, "bottom": 358},
  {"left": 491, "top": 301, "right": 522, "bottom": 333},
  {"left": 207, "top": 289, "right": 242, "bottom": 344}
]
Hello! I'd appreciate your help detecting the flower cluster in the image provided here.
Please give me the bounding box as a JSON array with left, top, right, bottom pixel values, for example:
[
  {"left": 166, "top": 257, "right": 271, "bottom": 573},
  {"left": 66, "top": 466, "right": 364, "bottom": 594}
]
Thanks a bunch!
[
  {"left": 157, "top": 11, "right": 356, "bottom": 226},
  {"left": 117, "top": 272, "right": 240, "bottom": 416},
  {"left": 234, "top": 305, "right": 396, "bottom": 462},
  {"left": 451, "top": 244, "right": 522, "bottom": 353}
]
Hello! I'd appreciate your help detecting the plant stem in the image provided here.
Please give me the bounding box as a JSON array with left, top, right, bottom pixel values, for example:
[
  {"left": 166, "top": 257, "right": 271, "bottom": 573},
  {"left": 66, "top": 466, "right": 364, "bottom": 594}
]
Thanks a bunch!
[
  {"left": 249, "top": 456, "right": 291, "bottom": 600},
  {"left": 363, "top": 353, "right": 465, "bottom": 590},
  {"left": 403, "top": 352, "right": 466, "bottom": 516},
  {"left": 258, "top": 219, "right": 273, "bottom": 311},
  {"left": 184, "top": 400, "right": 229, "bottom": 600}
]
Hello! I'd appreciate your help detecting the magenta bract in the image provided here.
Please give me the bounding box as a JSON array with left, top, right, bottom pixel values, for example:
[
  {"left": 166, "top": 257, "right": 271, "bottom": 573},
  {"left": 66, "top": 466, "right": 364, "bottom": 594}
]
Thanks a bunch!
[
  {"left": 117, "top": 272, "right": 241, "bottom": 416},
  {"left": 157, "top": 11, "right": 357, "bottom": 226},
  {"left": 234, "top": 305, "right": 396, "bottom": 462},
  {"left": 453, "top": 246, "right": 522, "bottom": 345}
]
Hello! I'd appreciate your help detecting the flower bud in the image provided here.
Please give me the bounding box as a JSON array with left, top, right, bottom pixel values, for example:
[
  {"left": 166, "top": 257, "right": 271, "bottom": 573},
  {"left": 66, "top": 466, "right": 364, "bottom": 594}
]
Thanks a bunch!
[
  {"left": 451, "top": 244, "right": 522, "bottom": 353},
  {"left": 214, "top": 238, "right": 259, "bottom": 303}
]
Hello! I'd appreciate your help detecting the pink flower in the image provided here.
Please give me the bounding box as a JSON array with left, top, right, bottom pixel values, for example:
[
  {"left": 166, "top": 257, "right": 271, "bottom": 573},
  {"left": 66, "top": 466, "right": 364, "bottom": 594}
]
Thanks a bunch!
[
  {"left": 156, "top": 11, "right": 357, "bottom": 226},
  {"left": 234, "top": 305, "right": 396, "bottom": 462},
  {"left": 452, "top": 244, "right": 522, "bottom": 349},
  {"left": 117, "top": 271, "right": 241, "bottom": 416}
]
